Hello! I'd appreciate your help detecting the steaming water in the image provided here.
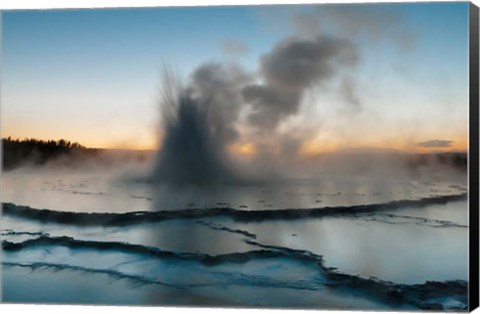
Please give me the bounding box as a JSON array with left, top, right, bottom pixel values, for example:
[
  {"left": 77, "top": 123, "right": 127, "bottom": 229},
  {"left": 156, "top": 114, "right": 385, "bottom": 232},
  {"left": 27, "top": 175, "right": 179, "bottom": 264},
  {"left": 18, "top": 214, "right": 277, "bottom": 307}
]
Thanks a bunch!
[
  {"left": 1, "top": 170, "right": 464, "bottom": 212},
  {"left": 1, "top": 168, "right": 469, "bottom": 310}
]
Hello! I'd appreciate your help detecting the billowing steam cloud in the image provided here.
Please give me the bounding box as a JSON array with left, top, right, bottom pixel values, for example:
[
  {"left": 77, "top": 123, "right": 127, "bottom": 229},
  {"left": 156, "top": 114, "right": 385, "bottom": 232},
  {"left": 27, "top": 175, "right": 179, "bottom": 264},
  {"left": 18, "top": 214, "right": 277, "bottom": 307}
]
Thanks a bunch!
[{"left": 243, "top": 35, "right": 358, "bottom": 130}]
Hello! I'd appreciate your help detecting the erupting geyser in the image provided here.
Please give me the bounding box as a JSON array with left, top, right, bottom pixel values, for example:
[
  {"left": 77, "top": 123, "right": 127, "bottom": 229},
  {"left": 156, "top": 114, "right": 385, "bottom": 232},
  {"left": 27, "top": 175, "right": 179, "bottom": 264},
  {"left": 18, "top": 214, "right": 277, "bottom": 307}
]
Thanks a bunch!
[
  {"left": 152, "top": 65, "right": 249, "bottom": 185},
  {"left": 151, "top": 34, "right": 360, "bottom": 186}
]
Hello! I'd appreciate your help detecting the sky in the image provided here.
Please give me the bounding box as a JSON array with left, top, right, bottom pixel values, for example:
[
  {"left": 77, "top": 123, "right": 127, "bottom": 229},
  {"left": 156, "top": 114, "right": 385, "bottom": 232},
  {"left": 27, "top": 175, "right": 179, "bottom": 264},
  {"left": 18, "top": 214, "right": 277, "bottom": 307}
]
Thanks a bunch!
[{"left": 1, "top": 2, "right": 470, "bottom": 153}]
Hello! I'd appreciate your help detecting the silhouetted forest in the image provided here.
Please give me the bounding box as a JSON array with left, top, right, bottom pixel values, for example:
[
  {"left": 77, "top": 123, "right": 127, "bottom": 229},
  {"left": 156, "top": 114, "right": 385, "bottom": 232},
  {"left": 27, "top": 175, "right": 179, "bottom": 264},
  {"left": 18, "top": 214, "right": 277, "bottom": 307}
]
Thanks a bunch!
[
  {"left": 405, "top": 152, "right": 468, "bottom": 173},
  {"left": 2, "top": 137, "right": 98, "bottom": 170},
  {"left": 2, "top": 137, "right": 467, "bottom": 174}
]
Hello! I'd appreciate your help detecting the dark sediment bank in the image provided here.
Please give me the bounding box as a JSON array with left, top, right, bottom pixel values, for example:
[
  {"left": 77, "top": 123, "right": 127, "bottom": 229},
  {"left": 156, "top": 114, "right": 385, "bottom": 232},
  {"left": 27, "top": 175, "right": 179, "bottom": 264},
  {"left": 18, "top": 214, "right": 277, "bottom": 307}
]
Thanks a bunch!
[
  {"left": 2, "top": 235, "right": 285, "bottom": 266},
  {"left": 196, "top": 220, "right": 257, "bottom": 239},
  {"left": 1, "top": 193, "right": 467, "bottom": 226},
  {"left": 2, "top": 235, "right": 468, "bottom": 311}
]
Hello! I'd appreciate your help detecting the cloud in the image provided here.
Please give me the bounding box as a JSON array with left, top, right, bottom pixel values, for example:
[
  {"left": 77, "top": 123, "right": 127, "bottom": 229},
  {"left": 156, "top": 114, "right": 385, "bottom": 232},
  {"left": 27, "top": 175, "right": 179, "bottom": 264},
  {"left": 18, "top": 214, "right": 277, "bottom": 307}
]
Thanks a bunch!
[
  {"left": 416, "top": 140, "right": 454, "bottom": 148},
  {"left": 339, "top": 77, "right": 362, "bottom": 108},
  {"left": 221, "top": 39, "right": 248, "bottom": 55},
  {"left": 292, "top": 4, "right": 416, "bottom": 51}
]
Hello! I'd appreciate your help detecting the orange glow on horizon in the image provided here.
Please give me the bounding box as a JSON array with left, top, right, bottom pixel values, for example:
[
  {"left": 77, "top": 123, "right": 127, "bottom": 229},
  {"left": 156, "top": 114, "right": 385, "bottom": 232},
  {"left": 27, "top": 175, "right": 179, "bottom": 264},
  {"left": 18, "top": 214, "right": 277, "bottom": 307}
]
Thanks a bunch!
[
  {"left": 228, "top": 142, "right": 256, "bottom": 155},
  {"left": 299, "top": 137, "right": 468, "bottom": 156},
  {"left": 2, "top": 131, "right": 468, "bottom": 154}
]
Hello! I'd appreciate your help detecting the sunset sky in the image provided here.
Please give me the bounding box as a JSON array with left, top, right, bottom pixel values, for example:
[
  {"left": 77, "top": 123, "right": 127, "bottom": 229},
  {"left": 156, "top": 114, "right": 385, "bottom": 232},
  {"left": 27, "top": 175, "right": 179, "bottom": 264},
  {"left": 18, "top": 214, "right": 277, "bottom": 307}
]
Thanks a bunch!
[{"left": 1, "top": 2, "right": 470, "bottom": 153}]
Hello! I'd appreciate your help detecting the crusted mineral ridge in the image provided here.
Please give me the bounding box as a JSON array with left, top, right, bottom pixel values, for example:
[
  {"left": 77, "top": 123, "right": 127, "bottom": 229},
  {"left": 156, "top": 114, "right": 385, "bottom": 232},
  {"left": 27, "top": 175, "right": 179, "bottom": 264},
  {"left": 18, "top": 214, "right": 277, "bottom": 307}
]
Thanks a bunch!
[
  {"left": 2, "top": 235, "right": 468, "bottom": 310},
  {"left": 1, "top": 192, "right": 467, "bottom": 226}
]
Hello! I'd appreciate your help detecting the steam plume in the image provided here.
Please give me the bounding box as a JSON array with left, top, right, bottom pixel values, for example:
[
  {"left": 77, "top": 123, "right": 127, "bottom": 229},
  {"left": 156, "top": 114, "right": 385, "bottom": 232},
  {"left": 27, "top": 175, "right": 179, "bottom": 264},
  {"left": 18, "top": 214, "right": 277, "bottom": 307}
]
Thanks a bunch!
[
  {"left": 243, "top": 35, "right": 358, "bottom": 130},
  {"left": 151, "top": 5, "right": 414, "bottom": 185}
]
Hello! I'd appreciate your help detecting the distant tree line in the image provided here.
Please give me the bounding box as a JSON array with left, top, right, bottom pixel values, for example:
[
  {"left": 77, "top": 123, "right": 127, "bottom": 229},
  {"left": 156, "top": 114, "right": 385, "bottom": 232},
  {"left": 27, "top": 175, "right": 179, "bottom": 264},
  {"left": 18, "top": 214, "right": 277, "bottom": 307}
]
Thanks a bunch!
[
  {"left": 405, "top": 152, "right": 467, "bottom": 173},
  {"left": 2, "top": 137, "right": 98, "bottom": 170}
]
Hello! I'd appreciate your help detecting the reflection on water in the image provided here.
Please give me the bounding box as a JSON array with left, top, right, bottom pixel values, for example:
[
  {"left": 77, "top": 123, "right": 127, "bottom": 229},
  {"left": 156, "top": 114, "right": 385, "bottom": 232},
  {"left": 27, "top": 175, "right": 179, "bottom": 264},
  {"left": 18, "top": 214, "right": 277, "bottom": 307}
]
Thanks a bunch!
[
  {"left": 1, "top": 171, "right": 152, "bottom": 213},
  {"left": 3, "top": 263, "right": 395, "bottom": 309},
  {"left": 1, "top": 170, "right": 466, "bottom": 213},
  {"left": 0, "top": 168, "right": 469, "bottom": 309},
  {"left": 226, "top": 202, "right": 468, "bottom": 284},
  {"left": 2, "top": 201, "right": 469, "bottom": 286}
]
